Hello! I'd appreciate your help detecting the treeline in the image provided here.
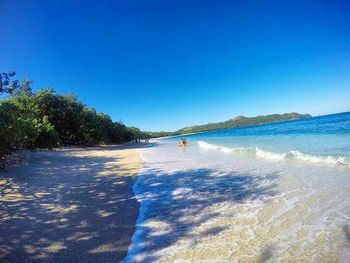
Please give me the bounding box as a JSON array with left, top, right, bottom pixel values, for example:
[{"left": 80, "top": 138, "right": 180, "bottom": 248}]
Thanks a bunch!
[
  {"left": 177, "top": 113, "right": 312, "bottom": 134},
  {"left": 0, "top": 71, "right": 148, "bottom": 167},
  {"left": 144, "top": 131, "right": 180, "bottom": 138}
]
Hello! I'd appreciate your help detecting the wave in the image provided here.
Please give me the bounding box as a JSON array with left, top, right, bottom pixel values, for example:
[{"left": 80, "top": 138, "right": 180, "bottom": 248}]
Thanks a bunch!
[
  {"left": 122, "top": 164, "right": 160, "bottom": 263},
  {"left": 197, "top": 141, "right": 350, "bottom": 167}
]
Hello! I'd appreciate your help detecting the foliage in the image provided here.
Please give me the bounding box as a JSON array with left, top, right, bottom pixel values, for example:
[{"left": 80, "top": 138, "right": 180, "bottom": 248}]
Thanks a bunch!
[
  {"left": 144, "top": 131, "right": 180, "bottom": 138},
  {"left": 2, "top": 88, "right": 139, "bottom": 147},
  {"left": 127, "top": 127, "right": 148, "bottom": 140},
  {"left": 0, "top": 71, "right": 33, "bottom": 96},
  {"left": 0, "top": 101, "right": 37, "bottom": 157},
  {"left": 0, "top": 71, "right": 16, "bottom": 94},
  {"left": 0, "top": 72, "right": 147, "bottom": 168}
]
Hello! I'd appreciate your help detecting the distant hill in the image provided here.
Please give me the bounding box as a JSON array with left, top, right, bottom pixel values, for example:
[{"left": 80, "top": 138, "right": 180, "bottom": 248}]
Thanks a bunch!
[{"left": 176, "top": 113, "right": 311, "bottom": 134}]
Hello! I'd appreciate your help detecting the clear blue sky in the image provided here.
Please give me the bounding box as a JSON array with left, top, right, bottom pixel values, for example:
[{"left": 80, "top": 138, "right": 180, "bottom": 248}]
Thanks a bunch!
[{"left": 1, "top": 0, "right": 349, "bottom": 131}]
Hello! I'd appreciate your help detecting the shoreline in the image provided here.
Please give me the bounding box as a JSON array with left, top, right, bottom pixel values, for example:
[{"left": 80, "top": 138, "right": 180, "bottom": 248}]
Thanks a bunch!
[
  {"left": 121, "top": 139, "right": 350, "bottom": 262},
  {"left": 0, "top": 145, "right": 143, "bottom": 262}
]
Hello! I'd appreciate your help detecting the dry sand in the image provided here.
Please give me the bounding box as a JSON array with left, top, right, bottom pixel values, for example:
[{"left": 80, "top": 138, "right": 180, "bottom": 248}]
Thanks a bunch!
[{"left": 0, "top": 145, "right": 143, "bottom": 262}]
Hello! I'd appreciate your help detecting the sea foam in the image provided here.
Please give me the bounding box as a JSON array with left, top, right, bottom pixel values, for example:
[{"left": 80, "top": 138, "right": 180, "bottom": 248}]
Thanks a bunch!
[{"left": 198, "top": 141, "right": 350, "bottom": 166}]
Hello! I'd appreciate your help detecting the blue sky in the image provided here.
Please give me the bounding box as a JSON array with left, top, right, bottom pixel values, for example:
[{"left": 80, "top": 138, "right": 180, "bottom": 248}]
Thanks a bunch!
[{"left": 1, "top": 0, "right": 349, "bottom": 131}]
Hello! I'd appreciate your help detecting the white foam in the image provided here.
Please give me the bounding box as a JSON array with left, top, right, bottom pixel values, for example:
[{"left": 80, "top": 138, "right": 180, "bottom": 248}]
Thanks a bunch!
[
  {"left": 288, "top": 150, "right": 349, "bottom": 166},
  {"left": 122, "top": 164, "right": 156, "bottom": 263},
  {"left": 255, "top": 147, "right": 286, "bottom": 161},
  {"left": 198, "top": 141, "right": 246, "bottom": 154},
  {"left": 198, "top": 141, "right": 350, "bottom": 167}
]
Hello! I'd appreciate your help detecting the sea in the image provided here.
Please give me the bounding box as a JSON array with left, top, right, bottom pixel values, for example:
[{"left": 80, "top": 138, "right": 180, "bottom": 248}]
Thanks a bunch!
[{"left": 123, "top": 112, "right": 350, "bottom": 262}]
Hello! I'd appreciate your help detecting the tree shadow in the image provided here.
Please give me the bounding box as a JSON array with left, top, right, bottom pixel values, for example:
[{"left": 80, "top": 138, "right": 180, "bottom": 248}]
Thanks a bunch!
[
  {"left": 257, "top": 244, "right": 275, "bottom": 263},
  {"left": 55, "top": 142, "right": 159, "bottom": 152},
  {"left": 0, "top": 147, "right": 143, "bottom": 262},
  {"left": 344, "top": 225, "right": 350, "bottom": 244},
  {"left": 124, "top": 167, "right": 279, "bottom": 262}
]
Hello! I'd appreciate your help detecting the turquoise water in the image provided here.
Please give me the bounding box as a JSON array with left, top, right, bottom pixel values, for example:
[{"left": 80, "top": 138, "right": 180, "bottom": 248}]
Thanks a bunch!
[
  {"left": 174, "top": 112, "right": 350, "bottom": 166},
  {"left": 123, "top": 112, "right": 350, "bottom": 262}
]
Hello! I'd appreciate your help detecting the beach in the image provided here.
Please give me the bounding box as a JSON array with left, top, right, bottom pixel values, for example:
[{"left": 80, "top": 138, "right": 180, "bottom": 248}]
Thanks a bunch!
[
  {"left": 1, "top": 0, "right": 349, "bottom": 261},
  {"left": 1, "top": 114, "right": 349, "bottom": 262},
  {"left": 123, "top": 113, "right": 350, "bottom": 262},
  {"left": 0, "top": 145, "right": 143, "bottom": 262},
  {"left": 123, "top": 140, "right": 350, "bottom": 262}
]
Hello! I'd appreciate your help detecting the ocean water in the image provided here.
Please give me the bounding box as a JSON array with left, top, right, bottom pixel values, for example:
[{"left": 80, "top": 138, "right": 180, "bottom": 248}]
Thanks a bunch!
[{"left": 123, "top": 112, "right": 350, "bottom": 262}]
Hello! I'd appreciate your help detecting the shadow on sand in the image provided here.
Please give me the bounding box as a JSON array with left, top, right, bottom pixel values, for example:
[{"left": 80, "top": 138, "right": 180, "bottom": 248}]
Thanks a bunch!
[
  {"left": 0, "top": 146, "right": 144, "bottom": 262},
  {"left": 124, "top": 166, "right": 280, "bottom": 262},
  {"left": 1, "top": 142, "right": 279, "bottom": 262}
]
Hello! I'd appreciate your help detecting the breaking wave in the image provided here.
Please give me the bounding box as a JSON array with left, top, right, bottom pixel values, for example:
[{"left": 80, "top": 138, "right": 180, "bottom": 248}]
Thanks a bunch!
[{"left": 198, "top": 141, "right": 350, "bottom": 167}]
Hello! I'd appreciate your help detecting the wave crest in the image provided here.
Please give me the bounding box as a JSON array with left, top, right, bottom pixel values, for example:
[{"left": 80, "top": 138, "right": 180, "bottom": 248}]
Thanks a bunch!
[{"left": 197, "top": 141, "right": 350, "bottom": 167}]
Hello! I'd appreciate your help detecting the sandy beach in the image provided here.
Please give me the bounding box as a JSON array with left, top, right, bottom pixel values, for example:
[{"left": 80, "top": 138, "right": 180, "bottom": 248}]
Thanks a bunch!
[
  {"left": 124, "top": 139, "right": 350, "bottom": 262},
  {"left": 0, "top": 145, "right": 143, "bottom": 262}
]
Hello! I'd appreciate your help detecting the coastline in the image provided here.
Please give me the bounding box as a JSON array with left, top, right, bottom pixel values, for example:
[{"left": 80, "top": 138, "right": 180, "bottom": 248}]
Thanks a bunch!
[
  {"left": 0, "top": 145, "right": 143, "bottom": 262},
  {"left": 121, "top": 138, "right": 350, "bottom": 262}
]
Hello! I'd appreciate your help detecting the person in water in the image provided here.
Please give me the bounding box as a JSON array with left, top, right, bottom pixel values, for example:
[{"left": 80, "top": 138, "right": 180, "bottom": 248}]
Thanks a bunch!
[
  {"left": 178, "top": 138, "right": 184, "bottom": 146},
  {"left": 179, "top": 138, "right": 188, "bottom": 147}
]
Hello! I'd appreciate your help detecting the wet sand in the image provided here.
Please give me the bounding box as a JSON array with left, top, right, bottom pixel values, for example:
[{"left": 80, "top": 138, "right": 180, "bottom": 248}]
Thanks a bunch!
[
  {"left": 0, "top": 145, "right": 143, "bottom": 262},
  {"left": 125, "top": 141, "right": 350, "bottom": 262}
]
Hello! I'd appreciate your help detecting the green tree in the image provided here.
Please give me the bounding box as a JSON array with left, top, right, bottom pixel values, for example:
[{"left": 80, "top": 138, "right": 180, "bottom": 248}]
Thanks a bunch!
[
  {"left": 0, "top": 101, "right": 37, "bottom": 163},
  {"left": 1, "top": 71, "right": 149, "bottom": 169}
]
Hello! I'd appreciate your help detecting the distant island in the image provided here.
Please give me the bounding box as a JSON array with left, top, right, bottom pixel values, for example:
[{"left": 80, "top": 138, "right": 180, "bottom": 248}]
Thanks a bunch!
[
  {"left": 177, "top": 113, "right": 311, "bottom": 134},
  {"left": 147, "top": 113, "right": 311, "bottom": 137}
]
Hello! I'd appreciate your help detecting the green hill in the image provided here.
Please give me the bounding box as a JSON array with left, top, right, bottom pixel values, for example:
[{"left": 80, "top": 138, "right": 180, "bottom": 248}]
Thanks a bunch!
[{"left": 176, "top": 113, "right": 311, "bottom": 134}]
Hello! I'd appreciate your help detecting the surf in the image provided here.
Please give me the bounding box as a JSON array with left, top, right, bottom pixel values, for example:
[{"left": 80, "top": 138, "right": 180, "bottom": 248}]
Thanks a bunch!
[{"left": 198, "top": 141, "right": 350, "bottom": 167}]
